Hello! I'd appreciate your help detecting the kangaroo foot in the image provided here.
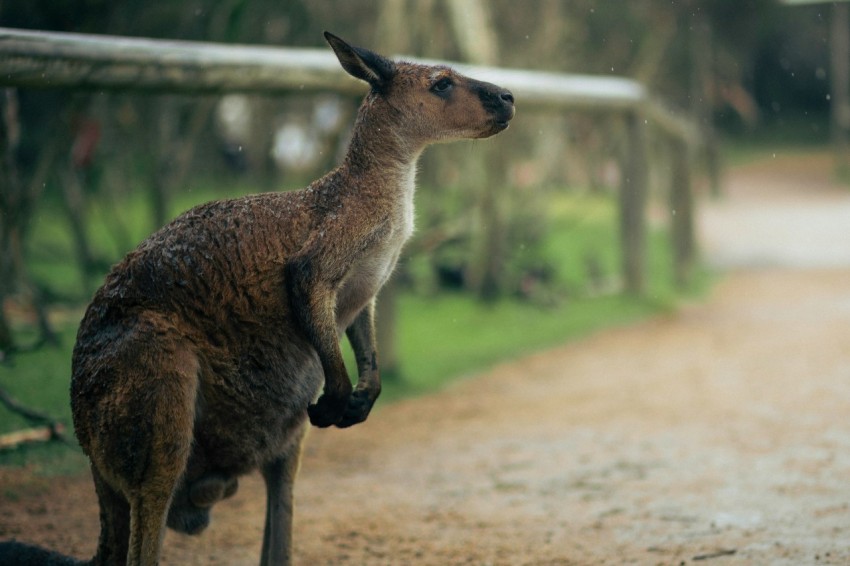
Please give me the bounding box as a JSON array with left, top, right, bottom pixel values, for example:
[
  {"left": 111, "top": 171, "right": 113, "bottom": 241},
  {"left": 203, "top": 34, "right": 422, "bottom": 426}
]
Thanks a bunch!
[
  {"left": 167, "top": 474, "right": 238, "bottom": 535},
  {"left": 189, "top": 474, "right": 238, "bottom": 507},
  {"left": 167, "top": 503, "right": 211, "bottom": 535}
]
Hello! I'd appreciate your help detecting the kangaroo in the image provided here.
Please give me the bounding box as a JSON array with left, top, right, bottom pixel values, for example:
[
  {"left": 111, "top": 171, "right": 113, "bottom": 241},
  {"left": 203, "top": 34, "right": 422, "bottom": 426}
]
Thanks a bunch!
[{"left": 0, "top": 32, "right": 514, "bottom": 565}]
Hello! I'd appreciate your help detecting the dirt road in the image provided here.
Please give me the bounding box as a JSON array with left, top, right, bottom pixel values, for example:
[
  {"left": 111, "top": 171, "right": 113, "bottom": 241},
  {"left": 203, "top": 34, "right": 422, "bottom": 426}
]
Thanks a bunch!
[{"left": 2, "top": 151, "right": 850, "bottom": 564}]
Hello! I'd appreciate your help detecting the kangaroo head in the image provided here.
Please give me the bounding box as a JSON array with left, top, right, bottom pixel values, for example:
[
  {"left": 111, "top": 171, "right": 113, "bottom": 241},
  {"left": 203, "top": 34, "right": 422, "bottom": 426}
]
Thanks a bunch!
[{"left": 325, "top": 32, "right": 515, "bottom": 146}]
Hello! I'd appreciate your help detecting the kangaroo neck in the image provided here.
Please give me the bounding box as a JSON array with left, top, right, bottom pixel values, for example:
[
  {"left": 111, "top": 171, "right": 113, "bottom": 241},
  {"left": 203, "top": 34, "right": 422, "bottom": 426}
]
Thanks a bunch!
[{"left": 342, "top": 96, "right": 424, "bottom": 183}]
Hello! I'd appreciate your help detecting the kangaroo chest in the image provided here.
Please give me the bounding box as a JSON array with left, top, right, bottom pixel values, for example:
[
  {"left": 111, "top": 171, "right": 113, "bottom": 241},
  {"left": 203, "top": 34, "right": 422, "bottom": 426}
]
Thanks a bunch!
[
  {"left": 335, "top": 236, "right": 404, "bottom": 333},
  {"left": 335, "top": 167, "right": 416, "bottom": 332}
]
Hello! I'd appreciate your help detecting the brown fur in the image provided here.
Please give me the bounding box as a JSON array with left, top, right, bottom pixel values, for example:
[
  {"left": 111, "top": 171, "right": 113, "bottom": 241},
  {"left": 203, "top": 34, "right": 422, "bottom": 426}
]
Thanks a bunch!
[{"left": 0, "top": 32, "right": 513, "bottom": 566}]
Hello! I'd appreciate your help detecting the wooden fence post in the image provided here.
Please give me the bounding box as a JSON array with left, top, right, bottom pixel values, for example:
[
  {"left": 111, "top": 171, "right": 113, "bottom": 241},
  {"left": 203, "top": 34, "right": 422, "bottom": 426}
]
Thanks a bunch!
[
  {"left": 669, "top": 137, "right": 695, "bottom": 287},
  {"left": 831, "top": 1, "right": 850, "bottom": 177},
  {"left": 376, "top": 272, "right": 401, "bottom": 381},
  {"left": 619, "top": 110, "right": 648, "bottom": 295}
]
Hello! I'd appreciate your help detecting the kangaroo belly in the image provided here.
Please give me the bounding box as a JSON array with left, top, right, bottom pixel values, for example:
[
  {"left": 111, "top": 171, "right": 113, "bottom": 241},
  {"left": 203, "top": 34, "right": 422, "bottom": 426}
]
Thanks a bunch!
[{"left": 191, "top": 336, "right": 322, "bottom": 473}]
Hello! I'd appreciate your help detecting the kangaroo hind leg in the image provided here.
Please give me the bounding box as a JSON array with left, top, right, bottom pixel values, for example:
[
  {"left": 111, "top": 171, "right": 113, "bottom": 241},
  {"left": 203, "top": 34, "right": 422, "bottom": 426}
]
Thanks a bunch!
[
  {"left": 260, "top": 425, "right": 307, "bottom": 566},
  {"left": 97, "top": 327, "right": 201, "bottom": 566},
  {"left": 91, "top": 464, "right": 131, "bottom": 565},
  {"left": 130, "top": 344, "right": 199, "bottom": 565},
  {"left": 167, "top": 463, "right": 239, "bottom": 536}
]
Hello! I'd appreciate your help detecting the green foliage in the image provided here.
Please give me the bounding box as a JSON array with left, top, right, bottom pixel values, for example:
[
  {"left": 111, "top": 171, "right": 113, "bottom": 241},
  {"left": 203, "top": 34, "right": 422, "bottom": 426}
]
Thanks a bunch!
[
  {"left": 379, "top": 291, "right": 659, "bottom": 401},
  {"left": 26, "top": 179, "right": 265, "bottom": 300},
  {"left": 0, "top": 324, "right": 77, "bottom": 435},
  {"left": 0, "top": 321, "right": 90, "bottom": 475}
]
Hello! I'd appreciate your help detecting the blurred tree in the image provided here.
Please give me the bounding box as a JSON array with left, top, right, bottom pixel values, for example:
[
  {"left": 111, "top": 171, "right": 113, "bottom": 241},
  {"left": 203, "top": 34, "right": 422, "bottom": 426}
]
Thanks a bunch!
[
  {"left": 0, "top": 88, "right": 59, "bottom": 358},
  {"left": 443, "top": 0, "right": 506, "bottom": 301},
  {"left": 829, "top": 1, "right": 850, "bottom": 175}
]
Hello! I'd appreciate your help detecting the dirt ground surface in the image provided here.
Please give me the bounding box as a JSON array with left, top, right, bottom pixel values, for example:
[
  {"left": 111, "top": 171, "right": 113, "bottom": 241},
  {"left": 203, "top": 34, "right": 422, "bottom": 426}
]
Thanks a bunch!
[{"left": 2, "top": 151, "right": 850, "bottom": 565}]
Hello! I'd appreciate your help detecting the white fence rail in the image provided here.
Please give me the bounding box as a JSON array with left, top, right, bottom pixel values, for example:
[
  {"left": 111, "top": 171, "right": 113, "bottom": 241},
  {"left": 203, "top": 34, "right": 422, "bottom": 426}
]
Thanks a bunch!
[{"left": 0, "top": 28, "right": 695, "bottom": 139}]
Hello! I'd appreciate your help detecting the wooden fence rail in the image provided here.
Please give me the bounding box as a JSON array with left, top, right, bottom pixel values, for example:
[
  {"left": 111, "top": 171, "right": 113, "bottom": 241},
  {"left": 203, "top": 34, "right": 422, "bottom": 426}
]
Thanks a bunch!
[{"left": 0, "top": 27, "right": 699, "bottom": 293}]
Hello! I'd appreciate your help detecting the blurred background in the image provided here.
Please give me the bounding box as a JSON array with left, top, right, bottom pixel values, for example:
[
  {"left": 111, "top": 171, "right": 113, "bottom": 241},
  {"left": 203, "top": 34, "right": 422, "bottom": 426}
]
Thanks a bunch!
[{"left": 0, "top": 0, "right": 847, "bottom": 460}]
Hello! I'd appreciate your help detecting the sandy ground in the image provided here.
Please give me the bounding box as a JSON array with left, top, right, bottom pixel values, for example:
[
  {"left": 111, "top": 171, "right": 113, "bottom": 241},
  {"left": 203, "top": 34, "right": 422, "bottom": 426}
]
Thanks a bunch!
[{"left": 2, "top": 151, "right": 850, "bottom": 565}]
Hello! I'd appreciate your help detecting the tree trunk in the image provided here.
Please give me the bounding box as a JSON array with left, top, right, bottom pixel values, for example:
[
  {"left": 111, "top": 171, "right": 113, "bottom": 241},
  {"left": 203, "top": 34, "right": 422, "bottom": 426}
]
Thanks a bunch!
[
  {"left": 0, "top": 88, "right": 60, "bottom": 355},
  {"left": 443, "top": 0, "right": 509, "bottom": 301},
  {"left": 60, "top": 165, "right": 98, "bottom": 292},
  {"left": 669, "top": 138, "right": 695, "bottom": 288},
  {"left": 0, "top": 88, "right": 22, "bottom": 354},
  {"left": 443, "top": 0, "right": 499, "bottom": 66},
  {"left": 619, "top": 111, "right": 648, "bottom": 296},
  {"left": 690, "top": 7, "right": 721, "bottom": 197},
  {"left": 371, "top": 0, "right": 411, "bottom": 381},
  {"left": 376, "top": 273, "right": 401, "bottom": 381},
  {"left": 831, "top": 2, "right": 850, "bottom": 177}
]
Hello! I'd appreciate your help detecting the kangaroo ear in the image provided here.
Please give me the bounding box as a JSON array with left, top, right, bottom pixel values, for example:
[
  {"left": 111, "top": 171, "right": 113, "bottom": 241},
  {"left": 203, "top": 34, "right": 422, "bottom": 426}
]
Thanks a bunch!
[{"left": 324, "top": 32, "right": 395, "bottom": 91}]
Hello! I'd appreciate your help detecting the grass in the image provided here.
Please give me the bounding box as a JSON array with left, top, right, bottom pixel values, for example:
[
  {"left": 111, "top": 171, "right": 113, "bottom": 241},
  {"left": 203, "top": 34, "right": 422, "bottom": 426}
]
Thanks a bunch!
[
  {"left": 1, "top": 183, "right": 700, "bottom": 473},
  {"left": 381, "top": 291, "right": 659, "bottom": 399},
  {"left": 0, "top": 322, "right": 90, "bottom": 474}
]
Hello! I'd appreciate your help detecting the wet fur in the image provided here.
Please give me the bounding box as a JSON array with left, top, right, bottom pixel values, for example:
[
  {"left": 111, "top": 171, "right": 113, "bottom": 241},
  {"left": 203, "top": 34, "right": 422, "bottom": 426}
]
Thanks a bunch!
[{"left": 0, "top": 32, "right": 514, "bottom": 566}]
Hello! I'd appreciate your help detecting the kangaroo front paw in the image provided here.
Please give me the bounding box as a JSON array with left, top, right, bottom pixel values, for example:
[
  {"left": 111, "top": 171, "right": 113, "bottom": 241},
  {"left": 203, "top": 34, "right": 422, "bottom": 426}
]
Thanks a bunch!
[
  {"left": 336, "top": 388, "right": 378, "bottom": 429},
  {"left": 308, "top": 391, "right": 349, "bottom": 428}
]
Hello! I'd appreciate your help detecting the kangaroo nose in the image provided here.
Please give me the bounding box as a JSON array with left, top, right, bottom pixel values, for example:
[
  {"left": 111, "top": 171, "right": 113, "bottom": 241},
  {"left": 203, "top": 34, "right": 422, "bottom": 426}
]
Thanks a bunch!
[{"left": 500, "top": 90, "right": 514, "bottom": 105}]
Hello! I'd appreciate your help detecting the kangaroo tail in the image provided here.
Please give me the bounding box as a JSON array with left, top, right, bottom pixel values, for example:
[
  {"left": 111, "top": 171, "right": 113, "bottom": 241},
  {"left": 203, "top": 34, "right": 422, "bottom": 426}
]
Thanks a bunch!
[{"left": 0, "top": 540, "right": 88, "bottom": 565}]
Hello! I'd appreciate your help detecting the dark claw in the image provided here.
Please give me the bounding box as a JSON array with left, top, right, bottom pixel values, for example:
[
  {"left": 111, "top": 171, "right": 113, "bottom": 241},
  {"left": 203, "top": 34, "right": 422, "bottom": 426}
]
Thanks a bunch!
[{"left": 336, "top": 389, "right": 376, "bottom": 429}]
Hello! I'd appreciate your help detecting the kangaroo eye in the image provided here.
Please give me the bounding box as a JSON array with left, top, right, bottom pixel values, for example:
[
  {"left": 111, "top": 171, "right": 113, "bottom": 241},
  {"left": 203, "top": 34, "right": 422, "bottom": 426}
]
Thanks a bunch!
[{"left": 431, "top": 77, "right": 453, "bottom": 95}]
